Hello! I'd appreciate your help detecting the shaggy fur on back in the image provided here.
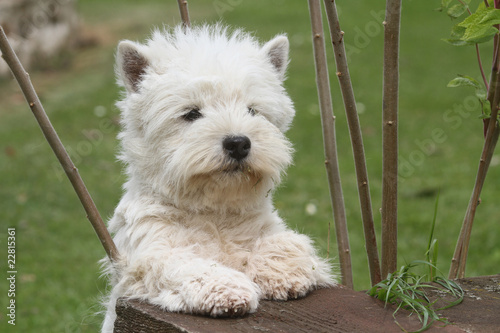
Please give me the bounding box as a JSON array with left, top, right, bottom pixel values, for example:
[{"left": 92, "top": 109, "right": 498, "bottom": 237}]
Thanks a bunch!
[{"left": 101, "top": 24, "right": 336, "bottom": 333}]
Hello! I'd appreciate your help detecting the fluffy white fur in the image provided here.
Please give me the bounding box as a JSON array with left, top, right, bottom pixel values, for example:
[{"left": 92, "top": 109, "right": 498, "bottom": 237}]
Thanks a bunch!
[{"left": 102, "top": 24, "right": 336, "bottom": 333}]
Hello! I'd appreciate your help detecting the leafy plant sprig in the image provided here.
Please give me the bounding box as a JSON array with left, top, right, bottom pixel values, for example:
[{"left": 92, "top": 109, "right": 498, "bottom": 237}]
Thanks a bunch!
[
  {"left": 368, "top": 194, "right": 464, "bottom": 332},
  {"left": 367, "top": 261, "right": 464, "bottom": 332},
  {"left": 447, "top": 74, "right": 491, "bottom": 120},
  {"left": 442, "top": 1, "right": 500, "bottom": 47},
  {"left": 440, "top": 0, "right": 500, "bottom": 279},
  {"left": 440, "top": 0, "right": 500, "bottom": 133}
]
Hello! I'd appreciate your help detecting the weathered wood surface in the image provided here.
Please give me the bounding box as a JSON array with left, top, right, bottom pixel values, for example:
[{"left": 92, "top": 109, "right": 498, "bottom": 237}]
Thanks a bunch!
[
  {"left": 432, "top": 275, "right": 500, "bottom": 333},
  {"left": 114, "top": 275, "right": 500, "bottom": 333}
]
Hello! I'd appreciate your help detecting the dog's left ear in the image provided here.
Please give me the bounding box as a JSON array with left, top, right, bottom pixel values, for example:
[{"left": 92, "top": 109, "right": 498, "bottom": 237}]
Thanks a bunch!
[{"left": 262, "top": 35, "right": 289, "bottom": 81}]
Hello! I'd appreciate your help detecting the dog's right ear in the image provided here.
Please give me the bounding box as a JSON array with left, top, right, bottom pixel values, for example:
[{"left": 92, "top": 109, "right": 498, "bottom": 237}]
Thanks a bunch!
[
  {"left": 116, "top": 40, "right": 149, "bottom": 93},
  {"left": 261, "top": 35, "right": 289, "bottom": 81}
]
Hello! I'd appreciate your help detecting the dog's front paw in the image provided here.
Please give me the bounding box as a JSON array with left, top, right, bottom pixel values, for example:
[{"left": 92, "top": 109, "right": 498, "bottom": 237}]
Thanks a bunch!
[
  {"left": 182, "top": 269, "right": 261, "bottom": 317},
  {"left": 253, "top": 270, "right": 314, "bottom": 300},
  {"left": 247, "top": 232, "right": 336, "bottom": 301},
  {"left": 203, "top": 284, "right": 258, "bottom": 317}
]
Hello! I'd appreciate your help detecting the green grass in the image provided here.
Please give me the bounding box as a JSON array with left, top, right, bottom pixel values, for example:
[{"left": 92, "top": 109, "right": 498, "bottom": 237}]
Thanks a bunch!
[
  {"left": 0, "top": 0, "right": 499, "bottom": 331},
  {"left": 368, "top": 194, "right": 463, "bottom": 332},
  {"left": 368, "top": 261, "right": 464, "bottom": 332}
]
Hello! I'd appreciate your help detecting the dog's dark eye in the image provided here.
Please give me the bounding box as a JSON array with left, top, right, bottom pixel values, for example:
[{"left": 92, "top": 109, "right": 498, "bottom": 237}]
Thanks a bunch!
[
  {"left": 182, "top": 108, "right": 202, "bottom": 121},
  {"left": 248, "top": 107, "right": 257, "bottom": 116}
]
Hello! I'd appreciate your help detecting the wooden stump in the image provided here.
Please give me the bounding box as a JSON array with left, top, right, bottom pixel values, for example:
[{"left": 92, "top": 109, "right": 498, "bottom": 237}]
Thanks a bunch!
[{"left": 112, "top": 277, "right": 500, "bottom": 333}]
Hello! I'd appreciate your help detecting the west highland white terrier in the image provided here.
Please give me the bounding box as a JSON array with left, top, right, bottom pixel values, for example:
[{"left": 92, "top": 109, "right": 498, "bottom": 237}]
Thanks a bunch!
[{"left": 102, "top": 24, "right": 336, "bottom": 332}]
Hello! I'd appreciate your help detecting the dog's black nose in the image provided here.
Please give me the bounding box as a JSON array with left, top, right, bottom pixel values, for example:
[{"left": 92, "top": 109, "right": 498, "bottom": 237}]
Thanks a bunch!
[{"left": 223, "top": 136, "right": 251, "bottom": 161}]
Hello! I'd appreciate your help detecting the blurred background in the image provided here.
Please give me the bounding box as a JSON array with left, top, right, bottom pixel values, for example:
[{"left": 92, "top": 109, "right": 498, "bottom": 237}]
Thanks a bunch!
[{"left": 0, "top": 0, "right": 499, "bottom": 331}]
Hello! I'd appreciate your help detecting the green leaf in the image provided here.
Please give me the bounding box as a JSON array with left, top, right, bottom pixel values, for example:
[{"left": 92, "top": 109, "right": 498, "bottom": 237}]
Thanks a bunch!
[
  {"left": 479, "top": 6, "right": 500, "bottom": 26},
  {"left": 447, "top": 4, "right": 467, "bottom": 19},
  {"left": 458, "top": 6, "right": 490, "bottom": 28},
  {"left": 447, "top": 75, "right": 481, "bottom": 89},
  {"left": 459, "top": 7, "right": 500, "bottom": 43},
  {"left": 475, "top": 90, "right": 487, "bottom": 100},
  {"left": 442, "top": 0, "right": 453, "bottom": 8},
  {"left": 447, "top": 74, "right": 491, "bottom": 119},
  {"left": 446, "top": 6, "right": 500, "bottom": 45},
  {"left": 442, "top": 38, "right": 469, "bottom": 46},
  {"left": 443, "top": 25, "right": 470, "bottom": 46},
  {"left": 436, "top": 0, "right": 453, "bottom": 12},
  {"left": 462, "top": 24, "right": 498, "bottom": 44}
]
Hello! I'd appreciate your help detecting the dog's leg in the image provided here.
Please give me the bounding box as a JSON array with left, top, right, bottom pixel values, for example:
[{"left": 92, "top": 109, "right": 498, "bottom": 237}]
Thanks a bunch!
[
  {"left": 174, "top": 258, "right": 261, "bottom": 317},
  {"left": 114, "top": 252, "right": 261, "bottom": 318},
  {"left": 246, "top": 231, "right": 336, "bottom": 300}
]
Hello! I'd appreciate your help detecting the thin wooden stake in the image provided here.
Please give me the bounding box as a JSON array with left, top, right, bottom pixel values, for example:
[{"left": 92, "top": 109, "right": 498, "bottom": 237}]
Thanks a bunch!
[
  {"left": 323, "top": 0, "right": 381, "bottom": 286},
  {"left": 452, "top": 124, "right": 499, "bottom": 279},
  {"left": 307, "top": 0, "right": 353, "bottom": 289},
  {"left": 449, "top": 43, "right": 500, "bottom": 279},
  {"left": 177, "top": 0, "right": 191, "bottom": 30},
  {"left": 381, "top": 0, "right": 401, "bottom": 279},
  {"left": 0, "top": 26, "right": 119, "bottom": 262}
]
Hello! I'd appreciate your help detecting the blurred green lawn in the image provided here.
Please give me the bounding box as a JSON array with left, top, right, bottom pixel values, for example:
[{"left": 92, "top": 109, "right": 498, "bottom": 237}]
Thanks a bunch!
[{"left": 1, "top": 0, "right": 499, "bottom": 332}]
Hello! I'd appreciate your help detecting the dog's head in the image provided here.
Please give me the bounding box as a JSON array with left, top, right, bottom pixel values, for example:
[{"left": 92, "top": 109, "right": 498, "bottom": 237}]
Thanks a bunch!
[{"left": 115, "top": 25, "right": 295, "bottom": 212}]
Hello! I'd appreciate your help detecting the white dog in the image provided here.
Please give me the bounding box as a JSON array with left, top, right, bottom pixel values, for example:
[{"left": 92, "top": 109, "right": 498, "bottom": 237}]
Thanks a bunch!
[{"left": 102, "top": 24, "right": 336, "bottom": 332}]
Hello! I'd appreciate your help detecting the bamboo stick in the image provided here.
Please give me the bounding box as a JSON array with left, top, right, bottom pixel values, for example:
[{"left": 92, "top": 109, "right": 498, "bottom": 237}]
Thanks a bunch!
[
  {"left": 0, "top": 26, "right": 119, "bottom": 262},
  {"left": 449, "top": 45, "right": 500, "bottom": 279},
  {"left": 307, "top": 0, "right": 353, "bottom": 289},
  {"left": 381, "top": 0, "right": 402, "bottom": 278},
  {"left": 323, "top": 0, "right": 381, "bottom": 286},
  {"left": 177, "top": 0, "right": 191, "bottom": 30}
]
